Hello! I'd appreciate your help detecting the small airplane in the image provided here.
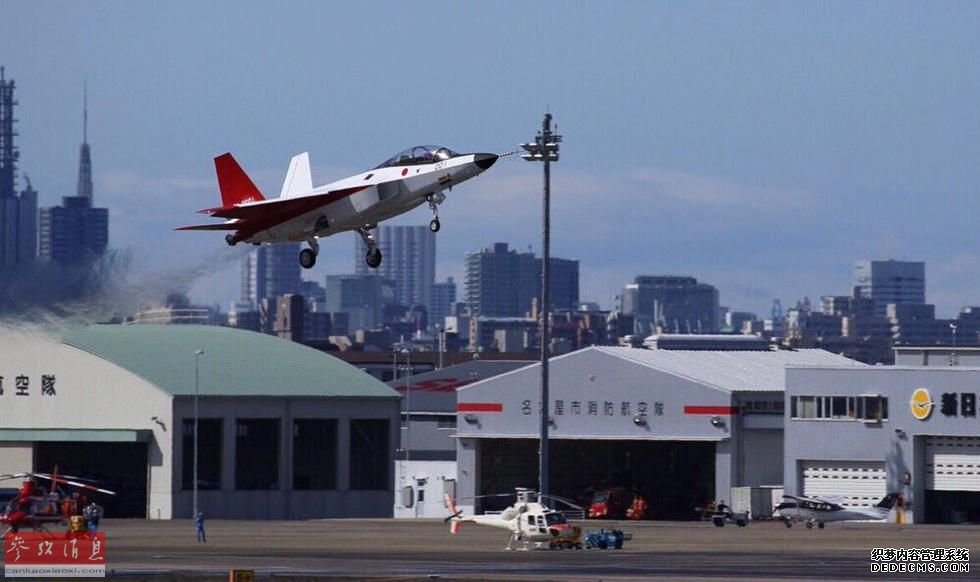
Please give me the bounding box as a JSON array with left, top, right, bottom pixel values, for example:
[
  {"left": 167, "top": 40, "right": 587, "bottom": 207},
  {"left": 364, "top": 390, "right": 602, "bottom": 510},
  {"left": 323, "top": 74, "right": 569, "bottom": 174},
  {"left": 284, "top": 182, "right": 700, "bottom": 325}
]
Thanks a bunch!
[
  {"left": 774, "top": 493, "right": 900, "bottom": 529},
  {"left": 178, "top": 145, "right": 499, "bottom": 269},
  {"left": 0, "top": 470, "right": 115, "bottom": 533},
  {"left": 445, "top": 488, "right": 582, "bottom": 551}
]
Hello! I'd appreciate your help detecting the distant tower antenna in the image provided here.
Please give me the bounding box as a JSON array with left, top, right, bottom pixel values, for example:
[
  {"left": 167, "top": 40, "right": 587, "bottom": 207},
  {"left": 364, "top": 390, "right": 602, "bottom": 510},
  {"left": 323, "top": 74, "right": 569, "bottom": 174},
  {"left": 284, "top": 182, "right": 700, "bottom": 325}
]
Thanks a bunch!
[{"left": 76, "top": 80, "right": 93, "bottom": 201}]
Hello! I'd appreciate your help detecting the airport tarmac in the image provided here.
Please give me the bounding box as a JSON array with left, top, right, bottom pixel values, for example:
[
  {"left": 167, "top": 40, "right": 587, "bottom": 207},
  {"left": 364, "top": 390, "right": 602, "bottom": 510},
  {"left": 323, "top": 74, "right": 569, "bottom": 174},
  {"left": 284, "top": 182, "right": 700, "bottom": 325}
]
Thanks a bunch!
[{"left": 91, "top": 518, "right": 980, "bottom": 581}]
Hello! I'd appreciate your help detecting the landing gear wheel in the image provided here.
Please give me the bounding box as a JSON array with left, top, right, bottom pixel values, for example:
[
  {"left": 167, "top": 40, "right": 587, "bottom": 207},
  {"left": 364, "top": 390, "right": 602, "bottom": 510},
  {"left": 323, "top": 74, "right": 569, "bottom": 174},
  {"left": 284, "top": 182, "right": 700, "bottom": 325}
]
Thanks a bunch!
[
  {"left": 225, "top": 234, "right": 236, "bottom": 246},
  {"left": 429, "top": 217, "right": 441, "bottom": 233},
  {"left": 299, "top": 248, "right": 317, "bottom": 269},
  {"left": 805, "top": 521, "right": 814, "bottom": 529},
  {"left": 817, "top": 522, "right": 824, "bottom": 529},
  {"left": 784, "top": 521, "right": 792, "bottom": 528},
  {"left": 366, "top": 247, "right": 382, "bottom": 269}
]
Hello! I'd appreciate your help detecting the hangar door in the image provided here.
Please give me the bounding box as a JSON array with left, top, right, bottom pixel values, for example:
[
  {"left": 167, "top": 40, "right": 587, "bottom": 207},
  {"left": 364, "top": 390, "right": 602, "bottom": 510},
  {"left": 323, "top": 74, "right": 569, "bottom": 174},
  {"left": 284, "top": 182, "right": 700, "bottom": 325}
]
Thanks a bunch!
[
  {"left": 924, "top": 436, "right": 980, "bottom": 524},
  {"left": 479, "top": 439, "right": 714, "bottom": 520},
  {"left": 35, "top": 442, "right": 148, "bottom": 518},
  {"left": 925, "top": 436, "right": 980, "bottom": 491},
  {"left": 801, "top": 460, "right": 886, "bottom": 507}
]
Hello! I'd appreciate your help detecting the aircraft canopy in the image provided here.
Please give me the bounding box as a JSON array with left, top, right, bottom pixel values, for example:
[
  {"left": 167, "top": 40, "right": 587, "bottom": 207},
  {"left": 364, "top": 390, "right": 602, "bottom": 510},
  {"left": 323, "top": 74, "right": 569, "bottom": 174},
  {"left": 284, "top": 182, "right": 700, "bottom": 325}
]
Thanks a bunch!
[{"left": 376, "top": 145, "right": 459, "bottom": 168}]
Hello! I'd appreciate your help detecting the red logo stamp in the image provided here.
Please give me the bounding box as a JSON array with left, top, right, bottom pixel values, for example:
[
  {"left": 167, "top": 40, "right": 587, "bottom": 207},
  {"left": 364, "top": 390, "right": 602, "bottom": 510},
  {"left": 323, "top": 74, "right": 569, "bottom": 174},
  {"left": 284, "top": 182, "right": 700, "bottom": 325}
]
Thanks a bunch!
[{"left": 4, "top": 532, "right": 105, "bottom": 578}]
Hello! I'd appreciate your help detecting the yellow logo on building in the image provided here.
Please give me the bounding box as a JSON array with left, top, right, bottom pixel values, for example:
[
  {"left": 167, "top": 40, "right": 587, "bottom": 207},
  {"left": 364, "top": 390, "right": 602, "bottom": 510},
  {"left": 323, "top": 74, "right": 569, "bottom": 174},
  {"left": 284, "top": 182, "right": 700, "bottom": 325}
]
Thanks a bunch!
[{"left": 910, "top": 388, "right": 933, "bottom": 420}]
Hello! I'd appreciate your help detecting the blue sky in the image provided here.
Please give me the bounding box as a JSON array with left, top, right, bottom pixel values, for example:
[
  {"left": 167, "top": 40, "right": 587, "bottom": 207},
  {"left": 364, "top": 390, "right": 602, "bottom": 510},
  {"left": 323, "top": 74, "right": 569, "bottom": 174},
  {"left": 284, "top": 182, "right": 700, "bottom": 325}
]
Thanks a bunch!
[{"left": 3, "top": 1, "right": 980, "bottom": 317}]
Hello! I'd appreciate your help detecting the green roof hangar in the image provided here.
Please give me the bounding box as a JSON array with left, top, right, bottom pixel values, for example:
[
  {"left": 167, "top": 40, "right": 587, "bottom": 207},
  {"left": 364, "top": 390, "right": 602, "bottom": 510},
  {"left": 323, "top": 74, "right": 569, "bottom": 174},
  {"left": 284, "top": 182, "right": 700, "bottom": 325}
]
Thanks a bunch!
[{"left": 0, "top": 325, "right": 400, "bottom": 519}]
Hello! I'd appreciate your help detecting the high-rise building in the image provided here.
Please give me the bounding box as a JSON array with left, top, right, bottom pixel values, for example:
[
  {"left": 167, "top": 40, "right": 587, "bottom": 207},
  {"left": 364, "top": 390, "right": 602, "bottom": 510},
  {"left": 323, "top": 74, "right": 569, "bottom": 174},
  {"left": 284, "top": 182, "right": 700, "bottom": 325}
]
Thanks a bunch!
[
  {"left": 621, "top": 275, "right": 720, "bottom": 334},
  {"left": 429, "top": 276, "right": 457, "bottom": 329},
  {"left": 355, "top": 225, "right": 435, "bottom": 310},
  {"left": 325, "top": 273, "right": 393, "bottom": 332},
  {"left": 240, "top": 243, "right": 303, "bottom": 308},
  {"left": 0, "top": 67, "right": 37, "bottom": 269},
  {"left": 465, "top": 242, "right": 579, "bottom": 318},
  {"left": 39, "top": 86, "right": 108, "bottom": 265},
  {"left": 853, "top": 260, "right": 925, "bottom": 317},
  {"left": 543, "top": 256, "right": 579, "bottom": 312},
  {"left": 465, "top": 243, "right": 538, "bottom": 317}
]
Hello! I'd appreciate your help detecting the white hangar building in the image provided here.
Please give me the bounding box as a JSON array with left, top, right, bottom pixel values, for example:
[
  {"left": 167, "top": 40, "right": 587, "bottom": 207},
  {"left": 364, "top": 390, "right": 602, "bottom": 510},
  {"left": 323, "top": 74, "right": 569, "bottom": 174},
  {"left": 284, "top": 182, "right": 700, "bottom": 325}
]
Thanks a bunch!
[
  {"left": 455, "top": 346, "right": 862, "bottom": 518},
  {"left": 0, "top": 324, "right": 400, "bottom": 520}
]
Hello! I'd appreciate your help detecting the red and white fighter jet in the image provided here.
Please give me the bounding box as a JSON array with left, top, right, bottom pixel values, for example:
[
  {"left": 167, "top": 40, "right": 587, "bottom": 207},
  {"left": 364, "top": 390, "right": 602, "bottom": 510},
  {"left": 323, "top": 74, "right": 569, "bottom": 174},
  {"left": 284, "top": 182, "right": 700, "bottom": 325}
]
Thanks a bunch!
[{"left": 178, "top": 145, "right": 498, "bottom": 269}]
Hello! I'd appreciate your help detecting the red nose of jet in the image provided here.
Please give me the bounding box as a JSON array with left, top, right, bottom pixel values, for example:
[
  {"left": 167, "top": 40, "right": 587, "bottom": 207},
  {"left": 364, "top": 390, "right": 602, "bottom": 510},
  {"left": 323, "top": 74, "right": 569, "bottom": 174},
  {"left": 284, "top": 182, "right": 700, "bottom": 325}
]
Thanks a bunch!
[{"left": 474, "top": 153, "right": 498, "bottom": 170}]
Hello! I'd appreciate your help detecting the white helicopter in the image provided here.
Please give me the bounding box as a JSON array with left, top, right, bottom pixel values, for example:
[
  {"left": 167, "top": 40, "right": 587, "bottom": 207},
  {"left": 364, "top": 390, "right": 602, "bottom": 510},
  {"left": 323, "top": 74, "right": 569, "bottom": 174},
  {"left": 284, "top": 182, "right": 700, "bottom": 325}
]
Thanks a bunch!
[
  {"left": 774, "top": 493, "right": 900, "bottom": 529},
  {"left": 179, "top": 145, "right": 499, "bottom": 269},
  {"left": 445, "top": 488, "right": 583, "bottom": 551}
]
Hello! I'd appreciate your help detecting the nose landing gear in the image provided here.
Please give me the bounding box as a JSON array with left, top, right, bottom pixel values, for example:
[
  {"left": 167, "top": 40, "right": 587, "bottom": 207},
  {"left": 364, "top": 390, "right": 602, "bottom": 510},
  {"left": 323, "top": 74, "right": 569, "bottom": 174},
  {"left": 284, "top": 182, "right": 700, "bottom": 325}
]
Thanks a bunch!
[{"left": 426, "top": 192, "right": 445, "bottom": 233}]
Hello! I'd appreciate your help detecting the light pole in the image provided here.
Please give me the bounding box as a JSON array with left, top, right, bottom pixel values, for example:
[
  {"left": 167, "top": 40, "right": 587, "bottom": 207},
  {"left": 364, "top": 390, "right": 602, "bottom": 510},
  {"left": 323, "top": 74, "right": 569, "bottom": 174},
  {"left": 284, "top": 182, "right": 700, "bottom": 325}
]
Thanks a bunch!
[
  {"left": 521, "top": 113, "right": 561, "bottom": 498},
  {"left": 193, "top": 349, "right": 204, "bottom": 520},
  {"left": 401, "top": 345, "right": 412, "bottom": 463},
  {"left": 950, "top": 323, "right": 958, "bottom": 366}
]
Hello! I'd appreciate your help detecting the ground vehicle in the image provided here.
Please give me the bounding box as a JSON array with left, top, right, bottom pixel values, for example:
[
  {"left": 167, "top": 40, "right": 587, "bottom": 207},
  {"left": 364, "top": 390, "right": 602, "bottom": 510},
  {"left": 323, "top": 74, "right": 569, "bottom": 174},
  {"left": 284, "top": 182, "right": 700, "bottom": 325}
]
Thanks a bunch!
[{"left": 588, "top": 487, "right": 648, "bottom": 520}]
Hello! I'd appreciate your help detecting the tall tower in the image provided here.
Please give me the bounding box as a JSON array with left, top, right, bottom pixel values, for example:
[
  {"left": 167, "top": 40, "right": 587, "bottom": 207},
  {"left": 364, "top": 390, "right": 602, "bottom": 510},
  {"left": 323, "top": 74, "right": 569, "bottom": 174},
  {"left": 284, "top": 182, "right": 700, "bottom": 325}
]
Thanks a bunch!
[
  {"left": 38, "top": 84, "right": 108, "bottom": 266},
  {"left": 0, "top": 67, "right": 17, "bottom": 200},
  {"left": 0, "top": 67, "right": 37, "bottom": 270},
  {"left": 76, "top": 83, "right": 93, "bottom": 201}
]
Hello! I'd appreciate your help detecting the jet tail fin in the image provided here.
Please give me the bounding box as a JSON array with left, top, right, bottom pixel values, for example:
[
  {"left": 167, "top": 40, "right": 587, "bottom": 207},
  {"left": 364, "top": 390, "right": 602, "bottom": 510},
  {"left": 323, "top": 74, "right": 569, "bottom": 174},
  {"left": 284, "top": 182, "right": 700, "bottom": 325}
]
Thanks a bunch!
[
  {"left": 214, "top": 153, "right": 266, "bottom": 207},
  {"left": 876, "top": 493, "right": 900, "bottom": 510},
  {"left": 279, "top": 152, "right": 313, "bottom": 198}
]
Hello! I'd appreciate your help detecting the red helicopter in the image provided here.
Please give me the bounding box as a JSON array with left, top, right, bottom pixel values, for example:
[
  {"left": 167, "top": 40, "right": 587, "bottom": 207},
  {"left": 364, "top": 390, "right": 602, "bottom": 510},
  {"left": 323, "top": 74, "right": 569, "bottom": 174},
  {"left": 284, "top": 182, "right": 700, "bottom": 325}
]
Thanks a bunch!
[{"left": 0, "top": 469, "right": 115, "bottom": 533}]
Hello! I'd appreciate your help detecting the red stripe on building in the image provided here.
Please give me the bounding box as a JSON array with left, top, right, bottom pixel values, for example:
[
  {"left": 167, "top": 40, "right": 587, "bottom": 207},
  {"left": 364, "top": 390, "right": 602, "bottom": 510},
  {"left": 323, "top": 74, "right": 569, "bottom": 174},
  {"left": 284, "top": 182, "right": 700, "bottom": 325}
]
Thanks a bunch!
[
  {"left": 684, "top": 405, "right": 740, "bottom": 415},
  {"left": 457, "top": 402, "right": 503, "bottom": 413}
]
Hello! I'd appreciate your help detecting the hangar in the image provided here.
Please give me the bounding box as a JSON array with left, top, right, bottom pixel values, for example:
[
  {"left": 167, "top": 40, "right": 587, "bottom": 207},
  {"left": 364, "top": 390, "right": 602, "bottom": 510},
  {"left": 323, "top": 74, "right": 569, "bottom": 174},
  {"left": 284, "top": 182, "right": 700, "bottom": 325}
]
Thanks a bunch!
[
  {"left": 785, "top": 357, "right": 980, "bottom": 524},
  {"left": 0, "top": 324, "right": 399, "bottom": 519},
  {"left": 455, "top": 345, "right": 861, "bottom": 519}
]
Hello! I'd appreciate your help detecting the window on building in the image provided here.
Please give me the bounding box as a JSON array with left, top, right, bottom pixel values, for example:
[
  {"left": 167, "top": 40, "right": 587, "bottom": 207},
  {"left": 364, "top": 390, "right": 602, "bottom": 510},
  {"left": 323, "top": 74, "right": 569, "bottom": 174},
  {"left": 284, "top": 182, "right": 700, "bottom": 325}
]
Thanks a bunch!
[
  {"left": 350, "top": 419, "right": 389, "bottom": 490},
  {"left": 792, "top": 396, "right": 817, "bottom": 418},
  {"left": 182, "top": 418, "right": 222, "bottom": 490},
  {"left": 862, "top": 395, "right": 887, "bottom": 422},
  {"left": 293, "top": 419, "right": 337, "bottom": 490},
  {"left": 235, "top": 418, "right": 280, "bottom": 490},
  {"left": 436, "top": 416, "right": 457, "bottom": 429},
  {"left": 791, "top": 395, "right": 888, "bottom": 421}
]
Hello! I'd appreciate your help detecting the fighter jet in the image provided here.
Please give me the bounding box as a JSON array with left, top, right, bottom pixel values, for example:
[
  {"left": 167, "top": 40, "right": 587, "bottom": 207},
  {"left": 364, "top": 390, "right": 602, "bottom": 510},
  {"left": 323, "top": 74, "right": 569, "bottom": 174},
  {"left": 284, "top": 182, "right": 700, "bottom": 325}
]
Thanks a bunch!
[{"left": 178, "top": 145, "right": 498, "bottom": 269}]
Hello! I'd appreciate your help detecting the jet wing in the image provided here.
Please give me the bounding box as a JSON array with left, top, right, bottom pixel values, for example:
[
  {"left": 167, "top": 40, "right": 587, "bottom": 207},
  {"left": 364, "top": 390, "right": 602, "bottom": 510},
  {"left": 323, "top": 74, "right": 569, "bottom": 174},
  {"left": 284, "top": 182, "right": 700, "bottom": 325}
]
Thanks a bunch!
[
  {"left": 179, "top": 185, "right": 369, "bottom": 235},
  {"left": 200, "top": 185, "right": 368, "bottom": 220},
  {"left": 175, "top": 222, "right": 240, "bottom": 231}
]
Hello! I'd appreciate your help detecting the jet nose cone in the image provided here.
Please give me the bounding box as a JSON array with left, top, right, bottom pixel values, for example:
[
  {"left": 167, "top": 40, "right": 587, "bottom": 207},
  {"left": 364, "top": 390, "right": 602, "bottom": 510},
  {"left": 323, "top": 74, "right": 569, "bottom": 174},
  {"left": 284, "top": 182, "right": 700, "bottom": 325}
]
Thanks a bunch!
[{"left": 473, "top": 153, "right": 498, "bottom": 170}]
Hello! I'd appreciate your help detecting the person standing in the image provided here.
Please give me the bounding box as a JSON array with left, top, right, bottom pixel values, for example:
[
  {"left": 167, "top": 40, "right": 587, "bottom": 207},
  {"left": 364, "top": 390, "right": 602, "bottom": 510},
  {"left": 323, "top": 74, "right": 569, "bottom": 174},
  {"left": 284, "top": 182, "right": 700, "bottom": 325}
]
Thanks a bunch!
[
  {"left": 195, "top": 512, "right": 206, "bottom": 542},
  {"left": 84, "top": 502, "right": 103, "bottom": 532}
]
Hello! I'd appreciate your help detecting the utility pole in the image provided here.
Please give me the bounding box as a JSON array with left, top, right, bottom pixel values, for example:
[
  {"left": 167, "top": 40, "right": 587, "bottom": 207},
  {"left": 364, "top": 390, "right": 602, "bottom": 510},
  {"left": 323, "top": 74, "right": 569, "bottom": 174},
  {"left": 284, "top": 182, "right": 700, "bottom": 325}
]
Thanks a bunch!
[{"left": 521, "top": 114, "right": 561, "bottom": 498}]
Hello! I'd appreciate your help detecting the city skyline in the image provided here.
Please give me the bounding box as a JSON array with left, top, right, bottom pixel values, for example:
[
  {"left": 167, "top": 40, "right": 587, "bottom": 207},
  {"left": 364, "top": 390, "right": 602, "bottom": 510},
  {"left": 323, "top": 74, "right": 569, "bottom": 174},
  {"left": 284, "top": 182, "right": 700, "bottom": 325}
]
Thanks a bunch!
[{"left": 3, "top": 3, "right": 980, "bottom": 318}]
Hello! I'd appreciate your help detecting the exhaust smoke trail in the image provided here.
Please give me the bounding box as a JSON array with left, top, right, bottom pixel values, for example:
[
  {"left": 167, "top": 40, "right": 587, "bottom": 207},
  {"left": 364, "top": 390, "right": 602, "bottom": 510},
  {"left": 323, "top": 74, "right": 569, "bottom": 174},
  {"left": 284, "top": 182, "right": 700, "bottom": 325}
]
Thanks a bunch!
[{"left": 0, "top": 246, "right": 248, "bottom": 335}]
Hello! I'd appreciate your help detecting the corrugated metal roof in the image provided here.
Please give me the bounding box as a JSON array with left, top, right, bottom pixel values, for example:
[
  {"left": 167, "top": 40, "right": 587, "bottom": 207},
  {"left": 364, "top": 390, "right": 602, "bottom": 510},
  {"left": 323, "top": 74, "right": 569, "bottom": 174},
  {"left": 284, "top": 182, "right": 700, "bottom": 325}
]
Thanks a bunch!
[
  {"left": 386, "top": 360, "right": 530, "bottom": 412},
  {"left": 595, "top": 346, "right": 866, "bottom": 392},
  {"left": 62, "top": 325, "right": 399, "bottom": 399}
]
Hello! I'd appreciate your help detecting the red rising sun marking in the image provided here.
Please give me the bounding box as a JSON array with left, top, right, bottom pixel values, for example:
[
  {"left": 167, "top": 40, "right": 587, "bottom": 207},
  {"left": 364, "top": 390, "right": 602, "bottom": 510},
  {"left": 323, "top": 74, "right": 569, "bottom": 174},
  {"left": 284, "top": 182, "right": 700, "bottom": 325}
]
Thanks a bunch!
[{"left": 401, "top": 168, "right": 408, "bottom": 176}]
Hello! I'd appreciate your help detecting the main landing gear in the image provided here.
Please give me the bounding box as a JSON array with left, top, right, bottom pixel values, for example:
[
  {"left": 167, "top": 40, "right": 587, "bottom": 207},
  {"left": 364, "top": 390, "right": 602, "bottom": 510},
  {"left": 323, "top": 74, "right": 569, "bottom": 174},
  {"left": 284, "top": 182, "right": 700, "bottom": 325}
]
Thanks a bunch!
[
  {"left": 298, "top": 237, "right": 319, "bottom": 269},
  {"left": 358, "top": 227, "right": 382, "bottom": 269},
  {"left": 427, "top": 192, "right": 445, "bottom": 233}
]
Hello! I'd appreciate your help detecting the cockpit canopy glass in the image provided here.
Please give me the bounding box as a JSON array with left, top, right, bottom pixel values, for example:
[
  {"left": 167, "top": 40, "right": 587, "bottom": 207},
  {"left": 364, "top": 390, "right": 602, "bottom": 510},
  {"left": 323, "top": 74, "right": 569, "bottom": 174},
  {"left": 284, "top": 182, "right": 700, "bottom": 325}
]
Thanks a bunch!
[
  {"left": 376, "top": 145, "right": 460, "bottom": 168},
  {"left": 544, "top": 512, "right": 568, "bottom": 525}
]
